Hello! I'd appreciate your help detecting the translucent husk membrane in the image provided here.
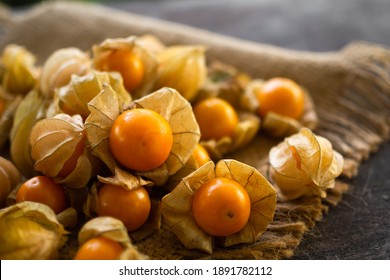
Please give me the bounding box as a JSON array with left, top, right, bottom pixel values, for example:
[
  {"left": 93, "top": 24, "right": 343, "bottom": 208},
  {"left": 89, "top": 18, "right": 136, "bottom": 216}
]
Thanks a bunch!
[
  {"left": 39, "top": 47, "right": 90, "bottom": 99},
  {"left": 29, "top": 113, "right": 99, "bottom": 189},
  {"left": 0, "top": 44, "right": 38, "bottom": 95},
  {"left": 269, "top": 128, "right": 344, "bottom": 200},
  {"left": 0, "top": 201, "right": 68, "bottom": 260},
  {"left": 161, "top": 159, "right": 277, "bottom": 254},
  {"left": 154, "top": 45, "right": 207, "bottom": 102},
  {"left": 49, "top": 70, "right": 131, "bottom": 120}
]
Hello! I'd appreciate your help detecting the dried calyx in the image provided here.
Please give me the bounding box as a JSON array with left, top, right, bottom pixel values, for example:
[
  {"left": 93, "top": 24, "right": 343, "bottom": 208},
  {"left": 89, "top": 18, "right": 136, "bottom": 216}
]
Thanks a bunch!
[{"left": 269, "top": 128, "right": 344, "bottom": 200}]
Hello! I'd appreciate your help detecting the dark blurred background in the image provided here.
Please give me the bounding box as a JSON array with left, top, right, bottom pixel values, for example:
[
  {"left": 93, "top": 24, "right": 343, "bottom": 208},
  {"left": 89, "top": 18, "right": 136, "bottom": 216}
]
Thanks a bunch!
[{"left": 1, "top": 0, "right": 389, "bottom": 259}]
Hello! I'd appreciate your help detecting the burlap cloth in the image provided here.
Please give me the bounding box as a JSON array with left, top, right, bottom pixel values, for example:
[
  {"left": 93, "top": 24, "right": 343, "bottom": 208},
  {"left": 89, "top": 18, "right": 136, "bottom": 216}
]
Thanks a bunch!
[{"left": 0, "top": 1, "right": 389, "bottom": 259}]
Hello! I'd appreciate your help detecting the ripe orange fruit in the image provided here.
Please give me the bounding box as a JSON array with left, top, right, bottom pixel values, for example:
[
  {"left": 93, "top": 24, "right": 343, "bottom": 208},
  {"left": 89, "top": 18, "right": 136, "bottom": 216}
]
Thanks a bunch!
[
  {"left": 57, "top": 136, "right": 85, "bottom": 178},
  {"left": 193, "top": 97, "right": 239, "bottom": 141},
  {"left": 192, "top": 143, "right": 210, "bottom": 168},
  {"left": 97, "top": 49, "right": 144, "bottom": 91},
  {"left": 74, "top": 236, "right": 124, "bottom": 260},
  {"left": 256, "top": 77, "right": 304, "bottom": 120},
  {"left": 16, "top": 176, "right": 67, "bottom": 214},
  {"left": 96, "top": 184, "right": 151, "bottom": 232},
  {"left": 109, "top": 108, "right": 173, "bottom": 172},
  {"left": 192, "top": 177, "right": 251, "bottom": 237}
]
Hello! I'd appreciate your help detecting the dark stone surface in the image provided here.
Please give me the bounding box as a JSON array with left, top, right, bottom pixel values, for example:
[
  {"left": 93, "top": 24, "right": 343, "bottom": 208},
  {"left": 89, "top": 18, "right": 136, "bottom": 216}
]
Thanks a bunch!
[{"left": 102, "top": 0, "right": 390, "bottom": 259}]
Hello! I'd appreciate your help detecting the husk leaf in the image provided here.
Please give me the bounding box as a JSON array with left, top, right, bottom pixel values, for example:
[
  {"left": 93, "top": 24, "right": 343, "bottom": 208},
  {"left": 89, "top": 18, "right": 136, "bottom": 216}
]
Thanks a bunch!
[
  {"left": 0, "top": 201, "right": 68, "bottom": 260},
  {"left": 10, "top": 89, "right": 48, "bottom": 177},
  {"left": 85, "top": 84, "right": 119, "bottom": 172},
  {"left": 0, "top": 44, "right": 38, "bottom": 95},
  {"left": 154, "top": 45, "right": 207, "bottom": 102},
  {"left": 269, "top": 128, "right": 344, "bottom": 200},
  {"left": 201, "top": 112, "right": 260, "bottom": 160},
  {"left": 0, "top": 156, "right": 21, "bottom": 207},
  {"left": 51, "top": 70, "right": 131, "bottom": 119},
  {"left": 0, "top": 93, "right": 22, "bottom": 148},
  {"left": 40, "top": 47, "right": 90, "bottom": 98},
  {"left": 195, "top": 61, "right": 251, "bottom": 109},
  {"left": 161, "top": 159, "right": 277, "bottom": 253},
  {"left": 92, "top": 36, "right": 158, "bottom": 99}
]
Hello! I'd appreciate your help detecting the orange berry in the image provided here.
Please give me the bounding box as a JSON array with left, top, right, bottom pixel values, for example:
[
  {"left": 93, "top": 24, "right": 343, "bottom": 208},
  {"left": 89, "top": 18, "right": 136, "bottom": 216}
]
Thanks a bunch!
[
  {"left": 109, "top": 108, "right": 173, "bottom": 172},
  {"left": 98, "top": 49, "right": 144, "bottom": 92},
  {"left": 256, "top": 77, "right": 304, "bottom": 120},
  {"left": 97, "top": 184, "right": 151, "bottom": 232},
  {"left": 192, "top": 144, "right": 210, "bottom": 168},
  {"left": 16, "top": 176, "right": 67, "bottom": 214},
  {"left": 74, "top": 236, "right": 124, "bottom": 260},
  {"left": 193, "top": 97, "right": 239, "bottom": 141},
  {"left": 192, "top": 177, "right": 251, "bottom": 237}
]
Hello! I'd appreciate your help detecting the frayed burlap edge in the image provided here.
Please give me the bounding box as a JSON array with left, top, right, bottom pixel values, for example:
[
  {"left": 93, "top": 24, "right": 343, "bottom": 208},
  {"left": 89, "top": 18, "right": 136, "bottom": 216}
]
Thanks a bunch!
[{"left": 1, "top": 1, "right": 389, "bottom": 260}]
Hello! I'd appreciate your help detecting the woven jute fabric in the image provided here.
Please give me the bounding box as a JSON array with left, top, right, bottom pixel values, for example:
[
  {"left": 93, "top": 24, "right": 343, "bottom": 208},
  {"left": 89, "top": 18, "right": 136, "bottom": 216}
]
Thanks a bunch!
[{"left": 1, "top": 1, "right": 389, "bottom": 259}]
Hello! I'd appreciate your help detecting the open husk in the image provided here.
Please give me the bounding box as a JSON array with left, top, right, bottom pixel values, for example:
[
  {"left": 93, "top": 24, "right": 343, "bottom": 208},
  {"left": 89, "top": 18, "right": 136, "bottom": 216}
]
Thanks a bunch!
[
  {"left": 245, "top": 79, "right": 318, "bottom": 138},
  {"left": 269, "top": 128, "right": 344, "bottom": 200},
  {"left": 10, "top": 89, "right": 48, "bottom": 177},
  {"left": 0, "top": 44, "right": 38, "bottom": 95},
  {"left": 85, "top": 86, "right": 200, "bottom": 188},
  {"left": 76, "top": 216, "right": 146, "bottom": 260},
  {"left": 154, "top": 45, "right": 207, "bottom": 102},
  {"left": 29, "top": 113, "right": 99, "bottom": 189},
  {"left": 39, "top": 47, "right": 90, "bottom": 99},
  {"left": 200, "top": 112, "right": 260, "bottom": 161},
  {"left": 195, "top": 61, "right": 252, "bottom": 108},
  {"left": 161, "top": 159, "right": 277, "bottom": 254},
  {"left": 50, "top": 70, "right": 131, "bottom": 119},
  {"left": 0, "top": 201, "right": 68, "bottom": 260},
  {"left": 92, "top": 36, "right": 158, "bottom": 99}
]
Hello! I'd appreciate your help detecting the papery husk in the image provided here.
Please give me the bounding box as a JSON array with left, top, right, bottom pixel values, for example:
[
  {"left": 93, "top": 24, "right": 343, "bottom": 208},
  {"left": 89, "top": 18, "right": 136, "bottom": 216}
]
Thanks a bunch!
[
  {"left": 50, "top": 70, "right": 131, "bottom": 119},
  {"left": 161, "top": 159, "right": 277, "bottom": 254},
  {"left": 0, "top": 44, "right": 38, "bottom": 95},
  {"left": 39, "top": 47, "right": 90, "bottom": 98},
  {"left": 0, "top": 201, "right": 68, "bottom": 260},
  {"left": 84, "top": 85, "right": 150, "bottom": 190},
  {"left": 245, "top": 79, "right": 318, "bottom": 138},
  {"left": 201, "top": 112, "right": 261, "bottom": 161},
  {"left": 0, "top": 156, "right": 21, "bottom": 207},
  {"left": 10, "top": 89, "right": 48, "bottom": 177},
  {"left": 85, "top": 86, "right": 200, "bottom": 188},
  {"left": 92, "top": 36, "right": 158, "bottom": 99},
  {"left": 83, "top": 182, "right": 160, "bottom": 239},
  {"left": 269, "top": 128, "right": 344, "bottom": 200},
  {"left": 154, "top": 45, "right": 207, "bottom": 102},
  {"left": 0, "top": 93, "right": 22, "bottom": 148},
  {"left": 137, "top": 34, "right": 166, "bottom": 56},
  {"left": 77, "top": 216, "right": 146, "bottom": 260},
  {"left": 29, "top": 113, "right": 99, "bottom": 189},
  {"left": 195, "top": 61, "right": 251, "bottom": 108}
]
